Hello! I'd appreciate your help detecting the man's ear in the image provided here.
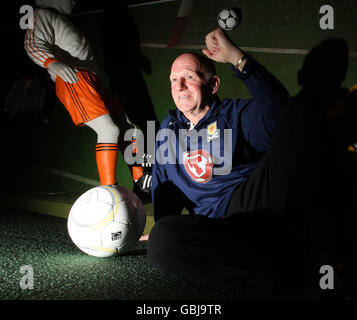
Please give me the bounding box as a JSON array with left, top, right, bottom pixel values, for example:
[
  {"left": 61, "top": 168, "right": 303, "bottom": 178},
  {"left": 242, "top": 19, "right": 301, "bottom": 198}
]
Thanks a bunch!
[{"left": 211, "top": 75, "right": 220, "bottom": 94}]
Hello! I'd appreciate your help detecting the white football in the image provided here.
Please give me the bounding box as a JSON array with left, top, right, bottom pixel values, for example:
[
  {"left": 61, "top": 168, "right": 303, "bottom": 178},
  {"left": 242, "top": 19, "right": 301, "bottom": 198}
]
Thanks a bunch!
[
  {"left": 217, "top": 8, "right": 239, "bottom": 31},
  {"left": 67, "top": 185, "right": 146, "bottom": 257}
]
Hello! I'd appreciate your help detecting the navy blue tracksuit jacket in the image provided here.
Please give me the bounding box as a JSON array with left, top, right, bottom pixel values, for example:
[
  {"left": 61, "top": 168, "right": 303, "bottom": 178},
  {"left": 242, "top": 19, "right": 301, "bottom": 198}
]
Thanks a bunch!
[{"left": 152, "top": 55, "right": 290, "bottom": 219}]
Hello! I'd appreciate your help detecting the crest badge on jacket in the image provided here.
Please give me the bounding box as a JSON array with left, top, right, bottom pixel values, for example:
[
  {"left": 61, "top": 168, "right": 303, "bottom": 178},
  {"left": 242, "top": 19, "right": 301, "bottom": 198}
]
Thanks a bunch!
[{"left": 183, "top": 150, "right": 214, "bottom": 183}]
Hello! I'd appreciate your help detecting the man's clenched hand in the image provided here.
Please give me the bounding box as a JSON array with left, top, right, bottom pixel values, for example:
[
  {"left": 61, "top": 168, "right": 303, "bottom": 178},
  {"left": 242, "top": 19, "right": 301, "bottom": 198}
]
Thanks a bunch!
[{"left": 202, "top": 28, "right": 246, "bottom": 71}]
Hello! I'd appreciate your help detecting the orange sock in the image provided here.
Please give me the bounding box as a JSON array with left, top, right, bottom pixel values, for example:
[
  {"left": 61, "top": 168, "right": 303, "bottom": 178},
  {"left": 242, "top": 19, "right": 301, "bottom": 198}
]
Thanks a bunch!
[
  {"left": 95, "top": 143, "right": 119, "bottom": 185},
  {"left": 131, "top": 138, "right": 144, "bottom": 181},
  {"left": 132, "top": 166, "right": 144, "bottom": 181}
]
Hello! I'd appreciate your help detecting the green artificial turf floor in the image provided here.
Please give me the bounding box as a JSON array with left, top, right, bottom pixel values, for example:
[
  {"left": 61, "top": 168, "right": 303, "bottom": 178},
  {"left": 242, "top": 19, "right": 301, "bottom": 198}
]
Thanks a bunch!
[{"left": 0, "top": 206, "right": 243, "bottom": 300}]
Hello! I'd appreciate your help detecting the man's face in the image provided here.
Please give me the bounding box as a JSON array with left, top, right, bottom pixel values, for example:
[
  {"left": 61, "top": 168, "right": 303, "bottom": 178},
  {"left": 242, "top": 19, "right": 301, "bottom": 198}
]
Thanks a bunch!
[{"left": 170, "top": 54, "right": 217, "bottom": 116}]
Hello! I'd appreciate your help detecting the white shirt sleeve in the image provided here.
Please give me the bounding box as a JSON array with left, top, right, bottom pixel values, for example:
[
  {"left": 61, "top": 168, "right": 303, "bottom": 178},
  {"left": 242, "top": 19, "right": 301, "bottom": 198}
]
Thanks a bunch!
[
  {"left": 24, "top": 8, "right": 96, "bottom": 80},
  {"left": 24, "top": 8, "right": 57, "bottom": 68}
]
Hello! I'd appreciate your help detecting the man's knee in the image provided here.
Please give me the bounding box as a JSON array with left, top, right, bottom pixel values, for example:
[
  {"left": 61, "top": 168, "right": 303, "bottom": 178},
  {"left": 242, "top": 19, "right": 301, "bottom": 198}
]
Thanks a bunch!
[
  {"left": 146, "top": 216, "right": 182, "bottom": 267},
  {"left": 147, "top": 216, "right": 178, "bottom": 250},
  {"left": 85, "top": 114, "right": 120, "bottom": 142},
  {"left": 103, "top": 118, "right": 120, "bottom": 141}
]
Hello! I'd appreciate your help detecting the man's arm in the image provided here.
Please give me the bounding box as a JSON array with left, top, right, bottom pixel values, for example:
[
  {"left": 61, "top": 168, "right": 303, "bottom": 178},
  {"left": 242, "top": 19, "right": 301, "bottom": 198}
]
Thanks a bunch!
[
  {"left": 152, "top": 132, "right": 184, "bottom": 222},
  {"left": 139, "top": 160, "right": 183, "bottom": 241},
  {"left": 152, "top": 173, "right": 185, "bottom": 222},
  {"left": 202, "top": 28, "right": 290, "bottom": 152},
  {"left": 202, "top": 28, "right": 289, "bottom": 115}
]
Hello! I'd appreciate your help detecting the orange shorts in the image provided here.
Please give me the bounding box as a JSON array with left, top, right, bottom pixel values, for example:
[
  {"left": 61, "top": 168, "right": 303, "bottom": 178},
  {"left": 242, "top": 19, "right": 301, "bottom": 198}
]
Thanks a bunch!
[{"left": 55, "top": 70, "right": 123, "bottom": 126}]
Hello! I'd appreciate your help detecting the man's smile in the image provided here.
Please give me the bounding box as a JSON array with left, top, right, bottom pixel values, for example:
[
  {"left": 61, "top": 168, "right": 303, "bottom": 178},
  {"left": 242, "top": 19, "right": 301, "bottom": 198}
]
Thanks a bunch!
[{"left": 179, "top": 95, "right": 191, "bottom": 100}]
